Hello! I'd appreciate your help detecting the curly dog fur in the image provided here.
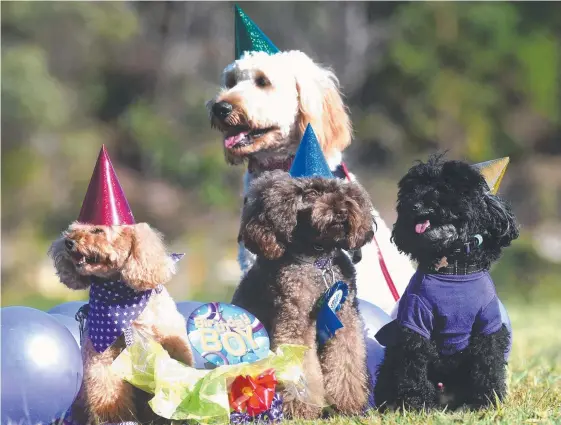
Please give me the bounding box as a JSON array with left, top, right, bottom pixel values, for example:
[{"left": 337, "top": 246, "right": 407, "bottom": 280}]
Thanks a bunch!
[
  {"left": 392, "top": 155, "right": 519, "bottom": 269},
  {"left": 376, "top": 325, "right": 511, "bottom": 411},
  {"left": 208, "top": 51, "right": 350, "bottom": 168},
  {"left": 208, "top": 50, "right": 414, "bottom": 313},
  {"left": 232, "top": 170, "right": 375, "bottom": 419},
  {"left": 49, "top": 222, "right": 193, "bottom": 425},
  {"left": 375, "top": 154, "right": 519, "bottom": 411}
]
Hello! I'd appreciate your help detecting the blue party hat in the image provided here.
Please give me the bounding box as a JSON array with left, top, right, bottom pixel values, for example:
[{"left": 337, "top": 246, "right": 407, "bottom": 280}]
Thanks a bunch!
[
  {"left": 235, "top": 5, "right": 280, "bottom": 60},
  {"left": 289, "top": 125, "right": 334, "bottom": 179}
]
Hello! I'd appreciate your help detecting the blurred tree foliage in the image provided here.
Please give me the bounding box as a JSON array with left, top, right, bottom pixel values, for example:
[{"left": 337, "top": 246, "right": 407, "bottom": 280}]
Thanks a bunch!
[{"left": 2, "top": 2, "right": 560, "bottom": 308}]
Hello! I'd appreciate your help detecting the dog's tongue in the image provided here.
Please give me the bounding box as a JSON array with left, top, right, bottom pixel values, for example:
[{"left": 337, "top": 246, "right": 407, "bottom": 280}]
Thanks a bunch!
[
  {"left": 224, "top": 132, "right": 248, "bottom": 149},
  {"left": 415, "top": 220, "right": 431, "bottom": 234}
]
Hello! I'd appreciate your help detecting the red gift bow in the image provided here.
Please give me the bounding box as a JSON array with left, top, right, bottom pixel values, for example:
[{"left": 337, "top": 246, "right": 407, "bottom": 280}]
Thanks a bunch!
[{"left": 229, "top": 369, "right": 278, "bottom": 416}]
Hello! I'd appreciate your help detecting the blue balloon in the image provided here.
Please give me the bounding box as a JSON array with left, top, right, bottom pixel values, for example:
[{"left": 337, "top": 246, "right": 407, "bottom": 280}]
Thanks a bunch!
[
  {"left": 498, "top": 299, "right": 512, "bottom": 360},
  {"left": 358, "top": 299, "right": 392, "bottom": 408},
  {"left": 48, "top": 301, "right": 87, "bottom": 318},
  {"left": 1, "top": 306, "right": 83, "bottom": 425},
  {"left": 176, "top": 300, "right": 204, "bottom": 320},
  {"left": 390, "top": 300, "right": 400, "bottom": 319},
  {"left": 50, "top": 313, "right": 81, "bottom": 347}
]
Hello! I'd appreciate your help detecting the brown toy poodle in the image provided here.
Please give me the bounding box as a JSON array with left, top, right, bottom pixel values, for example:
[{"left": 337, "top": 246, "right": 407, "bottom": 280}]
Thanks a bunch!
[
  {"left": 49, "top": 222, "right": 193, "bottom": 425},
  {"left": 232, "top": 170, "right": 375, "bottom": 419}
]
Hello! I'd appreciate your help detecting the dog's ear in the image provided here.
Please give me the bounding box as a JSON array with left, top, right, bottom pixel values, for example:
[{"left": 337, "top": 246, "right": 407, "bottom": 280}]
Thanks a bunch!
[
  {"left": 120, "top": 223, "right": 174, "bottom": 290},
  {"left": 343, "top": 183, "right": 376, "bottom": 250},
  {"left": 483, "top": 194, "right": 519, "bottom": 249},
  {"left": 239, "top": 172, "right": 301, "bottom": 259},
  {"left": 48, "top": 237, "right": 92, "bottom": 290},
  {"left": 292, "top": 52, "right": 352, "bottom": 158}
]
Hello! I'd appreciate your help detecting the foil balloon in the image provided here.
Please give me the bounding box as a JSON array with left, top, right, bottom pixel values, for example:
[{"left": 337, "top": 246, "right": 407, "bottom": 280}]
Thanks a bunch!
[
  {"left": 357, "top": 299, "right": 392, "bottom": 408},
  {"left": 1, "top": 306, "right": 83, "bottom": 425},
  {"left": 176, "top": 300, "right": 206, "bottom": 368},
  {"left": 47, "top": 300, "right": 87, "bottom": 318},
  {"left": 472, "top": 157, "right": 510, "bottom": 195},
  {"left": 187, "top": 302, "right": 270, "bottom": 369}
]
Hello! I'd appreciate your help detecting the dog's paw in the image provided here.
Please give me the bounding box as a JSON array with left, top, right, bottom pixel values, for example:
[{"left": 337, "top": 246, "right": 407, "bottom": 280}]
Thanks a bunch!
[
  {"left": 396, "top": 390, "right": 438, "bottom": 411},
  {"left": 333, "top": 398, "right": 368, "bottom": 416},
  {"left": 282, "top": 399, "right": 323, "bottom": 420}
]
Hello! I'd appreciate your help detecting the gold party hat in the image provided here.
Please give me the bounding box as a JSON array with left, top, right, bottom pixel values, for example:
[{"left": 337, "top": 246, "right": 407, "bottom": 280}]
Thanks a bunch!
[{"left": 472, "top": 157, "right": 510, "bottom": 195}]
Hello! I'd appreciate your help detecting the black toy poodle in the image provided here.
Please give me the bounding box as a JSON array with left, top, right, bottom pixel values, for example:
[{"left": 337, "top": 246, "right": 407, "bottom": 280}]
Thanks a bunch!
[{"left": 374, "top": 154, "right": 519, "bottom": 411}]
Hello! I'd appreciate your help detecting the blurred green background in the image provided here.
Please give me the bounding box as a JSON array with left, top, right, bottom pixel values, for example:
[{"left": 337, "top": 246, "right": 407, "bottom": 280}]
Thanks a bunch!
[{"left": 2, "top": 2, "right": 560, "bottom": 310}]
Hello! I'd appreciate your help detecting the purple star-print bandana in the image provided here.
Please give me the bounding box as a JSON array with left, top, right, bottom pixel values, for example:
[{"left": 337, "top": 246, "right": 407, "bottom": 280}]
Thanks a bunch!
[
  {"left": 85, "top": 253, "right": 184, "bottom": 353},
  {"left": 87, "top": 278, "right": 157, "bottom": 352}
]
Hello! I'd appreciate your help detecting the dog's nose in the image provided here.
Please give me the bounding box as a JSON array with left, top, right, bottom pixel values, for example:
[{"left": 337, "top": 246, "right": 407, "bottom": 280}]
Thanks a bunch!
[
  {"left": 65, "top": 239, "right": 75, "bottom": 250},
  {"left": 351, "top": 249, "right": 363, "bottom": 264},
  {"left": 212, "top": 101, "right": 233, "bottom": 119},
  {"left": 335, "top": 208, "right": 347, "bottom": 220}
]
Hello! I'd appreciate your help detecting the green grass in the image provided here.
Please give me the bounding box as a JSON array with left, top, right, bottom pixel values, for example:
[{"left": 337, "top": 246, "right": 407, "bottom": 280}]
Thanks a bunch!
[{"left": 288, "top": 300, "right": 561, "bottom": 425}]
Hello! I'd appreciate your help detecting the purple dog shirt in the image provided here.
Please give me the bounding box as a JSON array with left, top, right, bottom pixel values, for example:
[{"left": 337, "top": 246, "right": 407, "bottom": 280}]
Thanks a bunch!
[
  {"left": 87, "top": 278, "right": 155, "bottom": 352},
  {"left": 397, "top": 270, "right": 503, "bottom": 355}
]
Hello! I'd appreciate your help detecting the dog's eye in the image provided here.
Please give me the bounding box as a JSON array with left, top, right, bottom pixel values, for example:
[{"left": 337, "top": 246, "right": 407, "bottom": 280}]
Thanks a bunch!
[
  {"left": 225, "top": 74, "right": 236, "bottom": 89},
  {"left": 255, "top": 75, "right": 271, "bottom": 88},
  {"left": 91, "top": 228, "right": 104, "bottom": 234}
]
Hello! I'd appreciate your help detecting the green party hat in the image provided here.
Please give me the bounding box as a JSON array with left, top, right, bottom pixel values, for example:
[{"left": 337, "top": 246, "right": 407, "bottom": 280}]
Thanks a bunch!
[{"left": 235, "top": 5, "right": 280, "bottom": 60}]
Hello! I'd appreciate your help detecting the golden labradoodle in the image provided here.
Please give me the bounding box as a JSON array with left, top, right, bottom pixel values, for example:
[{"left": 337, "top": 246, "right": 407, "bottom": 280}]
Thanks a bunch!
[
  {"left": 49, "top": 222, "right": 193, "bottom": 424},
  {"left": 208, "top": 50, "right": 415, "bottom": 313},
  {"left": 232, "top": 170, "right": 375, "bottom": 419}
]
